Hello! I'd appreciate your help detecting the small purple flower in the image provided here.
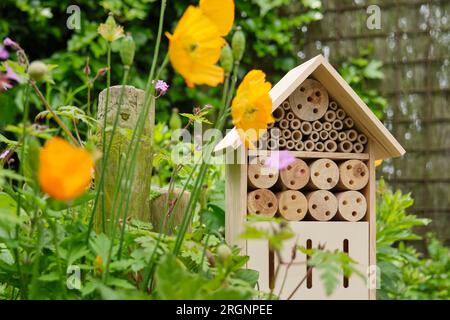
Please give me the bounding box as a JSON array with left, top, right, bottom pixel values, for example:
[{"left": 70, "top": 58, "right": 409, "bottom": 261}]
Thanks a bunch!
[
  {"left": 6, "top": 67, "right": 20, "bottom": 83},
  {"left": 155, "top": 80, "right": 169, "bottom": 95},
  {"left": 3, "top": 37, "right": 19, "bottom": 49},
  {"left": 264, "top": 150, "right": 296, "bottom": 171},
  {"left": 0, "top": 149, "right": 10, "bottom": 160},
  {"left": 0, "top": 45, "right": 8, "bottom": 60},
  {"left": 0, "top": 67, "right": 20, "bottom": 91}
]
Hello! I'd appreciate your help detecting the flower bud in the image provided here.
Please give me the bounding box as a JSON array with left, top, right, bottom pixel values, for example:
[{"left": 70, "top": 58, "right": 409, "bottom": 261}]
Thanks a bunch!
[
  {"left": 231, "top": 26, "right": 246, "bottom": 62},
  {"left": 28, "top": 61, "right": 48, "bottom": 82},
  {"left": 217, "top": 244, "right": 232, "bottom": 263},
  {"left": 169, "top": 108, "right": 182, "bottom": 130},
  {"left": 120, "top": 33, "right": 135, "bottom": 67},
  {"left": 220, "top": 43, "right": 233, "bottom": 74}
]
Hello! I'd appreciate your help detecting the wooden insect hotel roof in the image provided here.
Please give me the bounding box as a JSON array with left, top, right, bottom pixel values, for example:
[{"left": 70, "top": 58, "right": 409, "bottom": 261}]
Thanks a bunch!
[{"left": 215, "top": 54, "right": 405, "bottom": 160}]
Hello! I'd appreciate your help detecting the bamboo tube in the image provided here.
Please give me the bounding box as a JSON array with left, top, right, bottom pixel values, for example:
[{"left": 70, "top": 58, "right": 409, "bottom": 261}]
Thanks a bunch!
[
  {"left": 289, "top": 79, "right": 329, "bottom": 121},
  {"left": 273, "top": 107, "right": 285, "bottom": 122},
  {"left": 279, "top": 119, "right": 289, "bottom": 129},
  {"left": 300, "top": 121, "right": 312, "bottom": 135},
  {"left": 286, "top": 112, "right": 295, "bottom": 121},
  {"left": 267, "top": 138, "right": 279, "bottom": 150},
  {"left": 353, "top": 142, "right": 365, "bottom": 153},
  {"left": 247, "top": 157, "right": 279, "bottom": 189},
  {"left": 336, "top": 191, "right": 367, "bottom": 222},
  {"left": 277, "top": 191, "right": 308, "bottom": 221},
  {"left": 328, "top": 130, "right": 338, "bottom": 141},
  {"left": 310, "top": 131, "right": 320, "bottom": 142},
  {"left": 337, "top": 160, "right": 369, "bottom": 190},
  {"left": 332, "top": 119, "right": 343, "bottom": 130},
  {"left": 319, "top": 130, "right": 329, "bottom": 141},
  {"left": 329, "top": 101, "right": 338, "bottom": 111},
  {"left": 323, "top": 122, "right": 332, "bottom": 131},
  {"left": 282, "top": 100, "right": 291, "bottom": 110},
  {"left": 312, "top": 120, "right": 323, "bottom": 132},
  {"left": 290, "top": 119, "right": 301, "bottom": 130},
  {"left": 336, "top": 108, "right": 346, "bottom": 120},
  {"left": 270, "top": 128, "right": 281, "bottom": 139},
  {"left": 304, "top": 140, "right": 315, "bottom": 151},
  {"left": 337, "top": 132, "right": 347, "bottom": 142},
  {"left": 278, "top": 158, "right": 310, "bottom": 190},
  {"left": 338, "top": 141, "right": 353, "bottom": 153},
  {"left": 357, "top": 133, "right": 368, "bottom": 144},
  {"left": 308, "top": 158, "right": 339, "bottom": 190},
  {"left": 343, "top": 117, "right": 354, "bottom": 129},
  {"left": 279, "top": 137, "right": 287, "bottom": 148},
  {"left": 267, "top": 122, "right": 274, "bottom": 129},
  {"left": 286, "top": 140, "right": 295, "bottom": 150},
  {"left": 281, "top": 129, "right": 292, "bottom": 140},
  {"left": 324, "top": 140, "right": 338, "bottom": 152},
  {"left": 323, "top": 110, "right": 337, "bottom": 122},
  {"left": 314, "top": 141, "right": 325, "bottom": 152},
  {"left": 295, "top": 141, "right": 304, "bottom": 151},
  {"left": 291, "top": 130, "right": 302, "bottom": 142},
  {"left": 247, "top": 189, "right": 278, "bottom": 217},
  {"left": 345, "top": 129, "right": 358, "bottom": 142},
  {"left": 306, "top": 190, "right": 338, "bottom": 221}
]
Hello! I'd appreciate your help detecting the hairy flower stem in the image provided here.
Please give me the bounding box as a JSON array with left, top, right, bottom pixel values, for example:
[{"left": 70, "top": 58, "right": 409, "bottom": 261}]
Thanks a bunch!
[{"left": 30, "top": 81, "right": 79, "bottom": 146}]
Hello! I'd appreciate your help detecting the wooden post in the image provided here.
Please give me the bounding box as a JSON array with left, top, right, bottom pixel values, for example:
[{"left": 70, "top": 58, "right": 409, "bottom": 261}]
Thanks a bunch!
[{"left": 96, "top": 85, "right": 152, "bottom": 228}]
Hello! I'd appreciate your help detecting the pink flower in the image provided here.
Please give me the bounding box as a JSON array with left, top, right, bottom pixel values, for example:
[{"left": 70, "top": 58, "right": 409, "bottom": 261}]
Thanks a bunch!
[
  {"left": 155, "top": 80, "right": 169, "bottom": 95},
  {"left": 3, "top": 37, "right": 19, "bottom": 49},
  {"left": 0, "top": 66, "right": 20, "bottom": 91},
  {"left": 0, "top": 149, "right": 10, "bottom": 159},
  {"left": 264, "top": 150, "right": 296, "bottom": 171},
  {"left": 0, "top": 45, "right": 8, "bottom": 60}
]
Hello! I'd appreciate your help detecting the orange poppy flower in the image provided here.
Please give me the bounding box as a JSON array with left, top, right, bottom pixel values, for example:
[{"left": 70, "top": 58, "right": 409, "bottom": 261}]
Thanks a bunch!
[
  {"left": 39, "top": 137, "right": 94, "bottom": 201},
  {"left": 231, "top": 70, "right": 273, "bottom": 148}
]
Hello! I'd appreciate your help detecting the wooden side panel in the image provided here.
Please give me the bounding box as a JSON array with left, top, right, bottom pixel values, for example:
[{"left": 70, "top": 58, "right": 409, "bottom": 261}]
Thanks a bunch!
[
  {"left": 247, "top": 223, "right": 271, "bottom": 293},
  {"left": 225, "top": 149, "right": 247, "bottom": 254},
  {"left": 366, "top": 142, "right": 377, "bottom": 300}
]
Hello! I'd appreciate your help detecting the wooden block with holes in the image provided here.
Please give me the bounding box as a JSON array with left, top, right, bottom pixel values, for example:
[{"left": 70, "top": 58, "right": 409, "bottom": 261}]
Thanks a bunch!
[{"left": 217, "top": 55, "right": 405, "bottom": 300}]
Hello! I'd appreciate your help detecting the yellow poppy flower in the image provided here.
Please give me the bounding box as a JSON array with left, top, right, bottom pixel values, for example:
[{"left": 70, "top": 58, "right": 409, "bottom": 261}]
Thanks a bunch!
[
  {"left": 166, "top": 0, "right": 234, "bottom": 88},
  {"left": 231, "top": 70, "right": 273, "bottom": 148},
  {"left": 199, "top": 0, "right": 235, "bottom": 36},
  {"left": 375, "top": 159, "right": 383, "bottom": 167},
  {"left": 39, "top": 137, "right": 94, "bottom": 201}
]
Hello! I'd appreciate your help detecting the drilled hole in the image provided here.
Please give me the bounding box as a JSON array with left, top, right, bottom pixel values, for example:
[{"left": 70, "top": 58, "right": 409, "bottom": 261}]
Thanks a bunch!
[
  {"left": 325, "top": 163, "right": 331, "bottom": 168},
  {"left": 349, "top": 180, "right": 354, "bottom": 185},
  {"left": 325, "top": 211, "right": 330, "bottom": 216},
  {"left": 313, "top": 108, "right": 318, "bottom": 113},
  {"left": 283, "top": 206, "right": 288, "bottom": 211},
  {"left": 343, "top": 200, "right": 348, "bottom": 205},
  {"left": 300, "top": 87, "right": 305, "bottom": 92},
  {"left": 297, "top": 209, "right": 302, "bottom": 213},
  {"left": 314, "top": 172, "right": 319, "bottom": 177},
  {"left": 269, "top": 174, "right": 274, "bottom": 178},
  {"left": 356, "top": 198, "right": 362, "bottom": 203},
  {"left": 352, "top": 211, "right": 357, "bottom": 217},
  {"left": 361, "top": 172, "right": 366, "bottom": 177},
  {"left": 315, "top": 91, "right": 321, "bottom": 97},
  {"left": 290, "top": 180, "right": 295, "bottom": 185},
  {"left": 324, "top": 196, "right": 329, "bottom": 201},
  {"left": 254, "top": 174, "right": 260, "bottom": 179},
  {"left": 312, "top": 204, "right": 317, "bottom": 210},
  {"left": 297, "top": 104, "right": 302, "bottom": 109},
  {"left": 307, "top": 96, "right": 312, "bottom": 102},
  {"left": 268, "top": 202, "right": 273, "bottom": 208},
  {"left": 287, "top": 165, "right": 292, "bottom": 170},
  {"left": 255, "top": 210, "right": 260, "bottom": 214},
  {"left": 300, "top": 169, "right": 306, "bottom": 174},
  {"left": 255, "top": 194, "right": 260, "bottom": 200},
  {"left": 291, "top": 195, "right": 297, "bottom": 200},
  {"left": 327, "top": 178, "right": 332, "bottom": 183},
  {"left": 347, "top": 165, "right": 352, "bottom": 170}
]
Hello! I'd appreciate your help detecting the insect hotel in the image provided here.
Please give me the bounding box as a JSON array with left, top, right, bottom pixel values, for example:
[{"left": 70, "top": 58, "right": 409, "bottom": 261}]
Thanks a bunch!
[{"left": 214, "top": 55, "right": 405, "bottom": 300}]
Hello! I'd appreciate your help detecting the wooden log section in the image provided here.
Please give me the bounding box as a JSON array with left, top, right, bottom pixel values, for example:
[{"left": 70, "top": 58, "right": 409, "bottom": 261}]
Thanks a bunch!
[
  {"left": 270, "top": 128, "right": 281, "bottom": 139},
  {"left": 278, "top": 158, "right": 310, "bottom": 190},
  {"left": 337, "top": 160, "right": 369, "bottom": 190},
  {"left": 277, "top": 190, "right": 308, "bottom": 221},
  {"left": 338, "top": 140, "right": 353, "bottom": 153},
  {"left": 247, "top": 189, "right": 278, "bottom": 217},
  {"left": 306, "top": 190, "right": 338, "bottom": 221},
  {"left": 290, "top": 119, "right": 301, "bottom": 130},
  {"left": 337, "top": 132, "right": 347, "bottom": 142},
  {"left": 343, "top": 117, "right": 354, "bottom": 129},
  {"left": 357, "top": 133, "right": 368, "bottom": 144},
  {"left": 310, "top": 131, "right": 320, "bottom": 142},
  {"left": 315, "top": 141, "right": 325, "bottom": 152},
  {"left": 323, "top": 122, "right": 332, "bottom": 131},
  {"left": 295, "top": 141, "right": 304, "bottom": 151},
  {"left": 336, "top": 108, "right": 346, "bottom": 120},
  {"left": 324, "top": 140, "right": 338, "bottom": 152},
  {"left": 329, "top": 101, "right": 338, "bottom": 111},
  {"left": 273, "top": 107, "right": 285, "bottom": 122},
  {"left": 286, "top": 140, "right": 295, "bottom": 150},
  {"left": 291, "top": 130, "right": 302, "bottom": 142},
  {"left": 289, "top": 79, "right": 329, "bottom": 121},
  {"left": 332, "top": 119, "right": 343, "bottom": 130},
  {"left": 319, "top": 130, "right": 329, "bottom": 141},
  {"left": 279, "top": 137, "right": 287, "bottom": 148},
  {"left": 286, "top": 112, "right": 295, "bottom": 121},
  {"left": 282, "top": 100, "right": 291, "bottom": 111},
  {"left": 247, "top": 157, "right": 279, "bottom": 189},
  {"left": 312, "top": 120, "right": 323, "bottom": 132},
  {"left": 300, "top": 121, "right": 312, "bottom": 135},
  {"left": 279, "top": 119, "right": 289, "bottom": 130},
  {"left": 308, "top": 158, "right": 339, "bottom": 190},
  {"left": 336, "top": 191, "right": 367, "bottom": 222},
  {"left": 353, "top": 142, "right": 365, "bottom": 153},
  {"left": 323, "top": 110, "right": 337, "bottom": 122},
  {"left": 345, "top": 129, "right": 358, "bottom": 142},
  {"left": 282, "top": 129, "right": 292, "bottom": 140},
  {"left": 328, "top": 130, "right": 338, "bottom": 141},
  {"left": 304, "top": 140, "right": 315, "bottom": 151}
]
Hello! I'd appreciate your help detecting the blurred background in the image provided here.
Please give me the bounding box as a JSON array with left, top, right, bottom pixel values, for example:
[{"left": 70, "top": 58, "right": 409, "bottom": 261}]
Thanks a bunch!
[{"left": 0, "top": 0, "right": 448, "bottom": 251}]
